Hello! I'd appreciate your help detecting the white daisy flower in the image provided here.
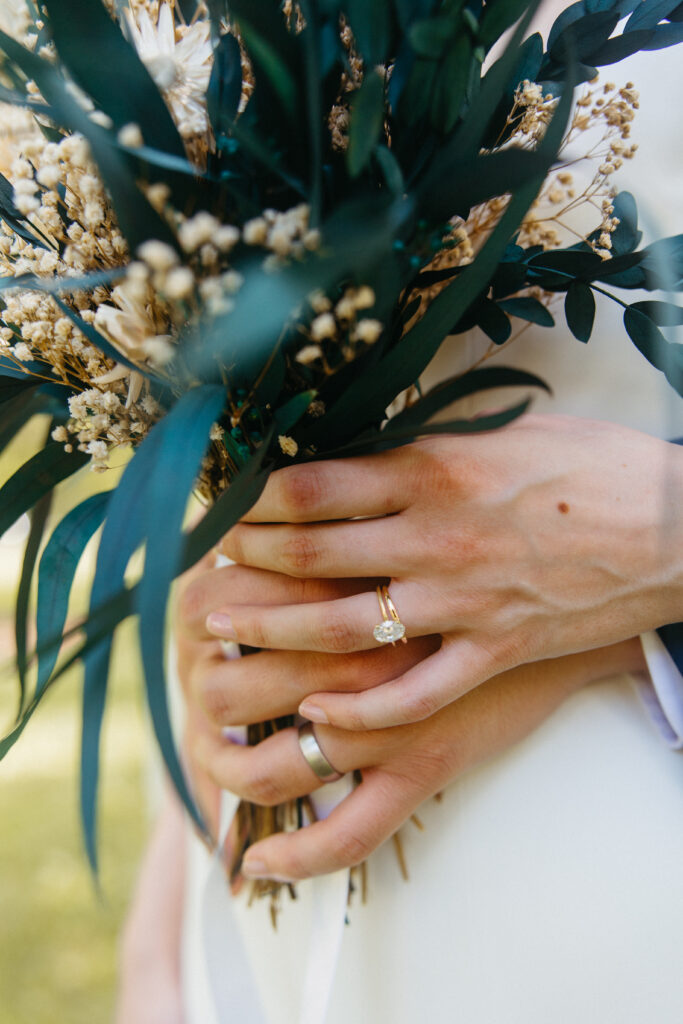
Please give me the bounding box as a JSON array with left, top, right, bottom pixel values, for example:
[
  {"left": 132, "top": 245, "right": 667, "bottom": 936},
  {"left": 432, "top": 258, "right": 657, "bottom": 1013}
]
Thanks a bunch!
[{"left": 124, "top": 3, "right": 213, "bottom": 139}]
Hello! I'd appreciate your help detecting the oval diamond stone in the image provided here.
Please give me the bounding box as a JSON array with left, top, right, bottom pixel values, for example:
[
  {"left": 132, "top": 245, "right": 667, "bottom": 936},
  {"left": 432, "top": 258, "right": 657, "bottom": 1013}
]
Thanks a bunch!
[{"left": 373, "top": 619, "right": 406, "bottom": 644}]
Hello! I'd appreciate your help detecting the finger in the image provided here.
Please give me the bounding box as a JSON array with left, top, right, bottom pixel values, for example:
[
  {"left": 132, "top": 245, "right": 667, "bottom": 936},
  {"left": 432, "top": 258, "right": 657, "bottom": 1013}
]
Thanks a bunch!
[
  {"left": 191, "top": 638, "right": 438, "bottom": 726},
  {"left": 219, "top": 517, "right": 410, "bottom": 579},
  {"left": 178, "top": 563, "right": 369, "bottom": 640},
  {"left": 192, "top": 722, "right": 391, "bottom": 806},
  {"left": 241, "top": 771, "right": 422, "bottom": 880},
  {"left": 242, "top": 452, "right": 409, "bottom": 524},
  {"left": 205, "top": 584, "right": 443, "bottom": 654},
  {"left": 298, "top": 637, "right": 502, "bottom": 730}
]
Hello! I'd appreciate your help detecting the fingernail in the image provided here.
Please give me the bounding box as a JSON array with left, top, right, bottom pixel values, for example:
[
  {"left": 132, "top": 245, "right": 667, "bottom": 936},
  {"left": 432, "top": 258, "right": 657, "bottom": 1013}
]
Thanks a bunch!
[
  {"left": 206, "top": 612, "right": 237, "bottom": 640},
  {"left": 240, "top": 856, "right": 294, "bottom": 880},
  {"left": 299, "top": 702, "right": 328, "bottom": 724}
]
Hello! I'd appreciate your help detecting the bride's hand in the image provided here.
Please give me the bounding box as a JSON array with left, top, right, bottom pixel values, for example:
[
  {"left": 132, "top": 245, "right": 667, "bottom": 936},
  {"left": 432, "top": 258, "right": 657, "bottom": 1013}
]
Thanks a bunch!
[
  {"left": 190, "top": 638, "right": 645, "bottom": 882},
  {"left": 208, "top": 414, "right": 683, "bottom": 729}
]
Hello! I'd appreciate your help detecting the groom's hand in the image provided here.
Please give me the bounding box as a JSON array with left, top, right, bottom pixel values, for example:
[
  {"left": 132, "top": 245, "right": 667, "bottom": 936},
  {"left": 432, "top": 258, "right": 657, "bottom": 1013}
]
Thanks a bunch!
[{"left": 188, "top": 641, "right": 642, "bottom": 881}]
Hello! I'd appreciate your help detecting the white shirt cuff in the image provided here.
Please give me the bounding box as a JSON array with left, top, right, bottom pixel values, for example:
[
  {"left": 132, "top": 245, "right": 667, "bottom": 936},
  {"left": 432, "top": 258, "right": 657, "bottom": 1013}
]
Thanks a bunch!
[{"left": 637, "top": 631, "right": 683, "bottom": 750}]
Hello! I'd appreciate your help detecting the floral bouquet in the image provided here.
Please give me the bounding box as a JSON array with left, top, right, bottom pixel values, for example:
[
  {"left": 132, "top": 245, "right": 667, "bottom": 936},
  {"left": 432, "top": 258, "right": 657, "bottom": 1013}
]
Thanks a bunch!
[{"left": 1, "top": 0, "right": 682, "bottom": 889}]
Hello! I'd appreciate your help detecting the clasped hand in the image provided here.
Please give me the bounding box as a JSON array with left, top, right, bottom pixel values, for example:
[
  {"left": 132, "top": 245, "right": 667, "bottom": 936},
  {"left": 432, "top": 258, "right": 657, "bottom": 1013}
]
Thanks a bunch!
[{"left": 178, "top": 414, "right": 677, "bottom": 880}]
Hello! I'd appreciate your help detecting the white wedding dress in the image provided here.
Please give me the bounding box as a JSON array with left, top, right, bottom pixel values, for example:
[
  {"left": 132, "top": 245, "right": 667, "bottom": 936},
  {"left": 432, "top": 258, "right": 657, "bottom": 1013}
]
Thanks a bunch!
[{"left": 181, "top": 46, "right": 683, "bottom": 1024}]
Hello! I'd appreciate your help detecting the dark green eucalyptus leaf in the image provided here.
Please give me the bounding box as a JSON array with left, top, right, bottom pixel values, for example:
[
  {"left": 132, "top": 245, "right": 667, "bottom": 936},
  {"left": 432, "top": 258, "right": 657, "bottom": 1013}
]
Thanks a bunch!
[
  {"left": 585, "top": 27, "right": 654, "bottom": 64},
  {"left": 547, "top": 1, "right": 587, "bottom": 51},
  {"left": 610, "top": 191, "right": 641, "bottom": 255},
  {"left": 564, "top": 280, "right": 596, "bottom": 342},
  {"left": 476, "top": 298, "right": 512, "bottom": 344},
  {"left": 640, "top": 234, "right": 683, "bottom": 290},
  {"left": 15, "top": 488, "right": 53, "bottom": 717},
  {"left": 137, "top": 385, "right": 226, "bottom": 853},
  {"left": 35, "top": 491, "right": 110, "bottom": 696},
  {"left": 80, "top": 418, "right": 165, "bottom": 873},
  {"left": 626, "top": 0, "right": 680, "bottom": 30},
  {"left": 274, "top": 389, "right": 317, "bottom": 433},
  {"left": 0, "top": 374, "right": 37, "bottom": 405},
  {"left": 431, "top": 35, "right": 471, "bottom": 133},
  {"left": 228, "top": 0, "right": 300, "bottom": 120},
  {"left": 408, "top": 16, "right": 457, "bottom": 58},
  {"left": 498, "top": 295, "right": 555, "bottom": 326},
  {"left": 347, "top": 70, "right": 386, "bottom": 178},
  {"left": 479, "top": 0, "right": 535, "bottom": 47},
  {"left": 374, "top": 145, "right": 406, "bottom": 197},
  {"left": 323, "top": 399, "right": 534, "bottom": 458},
  {"left": 347, "top": 0, "right": 393, "bottom": 63},
  {"left": 0, "top": 443, "right": 88, "bottom": 540},
  {"left": 389, "top": 365, "right": 550, "bottom": 430},
  {"left": 207, "top": 31, "right": 243, "bottom": 134},
  {"left": 642, "top": 20, "right": 683, "bottom": 46},
  {"left": 549, "top": 10, "right": 619, "bottom": 62},
  {"left": 0, "top": 389, "right": 49, "bottom": 456},
  {"left": 447, "top": 0, "right": 542, "bottom": 157},
  {"left": 41, "top": 0, "right": 184, "bottom": 155},
  {"left": 623, "top": 305, "right": 683, "bottom": 394},
  {"left": 629, "top": 300, "right": 683, "bottom": 326}
]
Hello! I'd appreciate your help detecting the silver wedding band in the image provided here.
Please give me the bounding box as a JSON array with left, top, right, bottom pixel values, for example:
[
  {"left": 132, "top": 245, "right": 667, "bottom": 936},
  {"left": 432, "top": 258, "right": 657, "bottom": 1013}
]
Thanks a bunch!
[{"left": 297, "top": 722, "right": 343, "bottom": 783}]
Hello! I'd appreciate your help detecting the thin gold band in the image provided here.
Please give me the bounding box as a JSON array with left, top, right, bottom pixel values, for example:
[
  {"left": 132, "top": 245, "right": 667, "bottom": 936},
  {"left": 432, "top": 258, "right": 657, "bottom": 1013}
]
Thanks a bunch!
[{"left": 374, "top": 584, "right": 408, "bottom": 645}]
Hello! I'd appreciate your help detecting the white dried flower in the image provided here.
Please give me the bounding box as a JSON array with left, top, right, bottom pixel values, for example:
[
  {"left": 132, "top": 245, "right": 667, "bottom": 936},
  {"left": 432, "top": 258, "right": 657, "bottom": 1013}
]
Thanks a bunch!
[
  {"left": 352, "top": 318, "right": 383, "bottom": 344},
  {"left": 310, "top": 312, "right": 336, "bottom": 340},
  {"left": 214, "top": 225, "right": 240, "bottom": 252},
  {"left": 12, "top": 342, "right": 33, "bottom": 361},
  {"left": 118, "top": 123, "right": 144, "bottom": 148},
  {"left": 243, "top": 217, "right": 268, "bottom": 246},
  {"left": 51, "top": 425, "right": 68, "bottom": 442},
  {"left": 178, "top": 211, "right": 220, "bottom": 253},
  {"left": 278, "top": 434, "right": 298, "bottom": 457},
  {"left": 296, "top": 344, "right": 323, "bottom": 365},
  {"left": 138, "top": 239, "right": 179, "bottom": 271},
  {"left": 164, "top": 265, "right": 195, "bottom": 299}
]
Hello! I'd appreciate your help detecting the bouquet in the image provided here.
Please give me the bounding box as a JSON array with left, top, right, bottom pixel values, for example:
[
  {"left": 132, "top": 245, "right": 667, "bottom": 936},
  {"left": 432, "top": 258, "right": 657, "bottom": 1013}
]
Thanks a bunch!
[{"left": 1, "top": 0, "right": 682, "bottom": 895}]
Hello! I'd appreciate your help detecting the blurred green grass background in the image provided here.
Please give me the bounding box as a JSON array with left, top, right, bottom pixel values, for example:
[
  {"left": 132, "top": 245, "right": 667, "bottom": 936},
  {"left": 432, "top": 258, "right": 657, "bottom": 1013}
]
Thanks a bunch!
[{"left": 0, "top": 420, "right": 151, "bottom": 1024}]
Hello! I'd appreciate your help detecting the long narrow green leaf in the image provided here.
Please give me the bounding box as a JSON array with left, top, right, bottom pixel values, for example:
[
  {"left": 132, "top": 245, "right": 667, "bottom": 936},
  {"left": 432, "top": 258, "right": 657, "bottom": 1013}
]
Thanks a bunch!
[
  {"left": 389, "top": 366, "right": 550, "bottom": 430},
  {"left": 0, "top": 443, "right": 88, "bottom": 540},
  {"left": 80, "top": 425, "right": 164, "bottom": 873},
  {"left": 137, "top": 385, "right": 226, "bottom": 844},
  {"left": 36, "top": 491, "right": 110, "bottom": 696},
  {"left": 15, "top": 488, "right": 53, "bottom": 717}
]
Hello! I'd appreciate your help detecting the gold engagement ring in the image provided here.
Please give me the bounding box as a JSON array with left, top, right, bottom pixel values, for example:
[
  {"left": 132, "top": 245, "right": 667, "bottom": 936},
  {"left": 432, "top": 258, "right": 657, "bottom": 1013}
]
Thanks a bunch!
[{"left": 373, "top": 584, "right": 407, "bottom": 645}]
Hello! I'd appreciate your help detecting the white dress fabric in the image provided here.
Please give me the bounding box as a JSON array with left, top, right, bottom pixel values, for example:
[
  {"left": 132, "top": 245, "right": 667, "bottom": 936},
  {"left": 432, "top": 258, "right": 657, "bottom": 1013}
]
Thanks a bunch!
[{"left": 181, "top": 46, "right": 683, "bottom": 1024}]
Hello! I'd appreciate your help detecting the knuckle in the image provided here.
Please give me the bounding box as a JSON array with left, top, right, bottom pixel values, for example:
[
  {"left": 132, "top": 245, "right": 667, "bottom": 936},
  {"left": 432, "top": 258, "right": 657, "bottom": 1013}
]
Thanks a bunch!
[
  {"left": 397, "top": 687, "right": 440, "bottom": 723},
  {"left": 244, "top": 765, "right": 285, "bottom": 807},
  {"left": 177, "top": 576, "right": 210, "bottom": 631},
  {"left": 281, "top": 531, "right": 320, "bottom": 576},
  {"left": 278, "top": 465, "right": 327, "bottom": 520},
  {"left": 196, "top": 666, "right": 237, "bottom": 725},
  {"left": 334, "top": 826, "right": 373, "bottom": 867},
  {"left": 317, "top": 613, "right": 356, "bottom": 653}
]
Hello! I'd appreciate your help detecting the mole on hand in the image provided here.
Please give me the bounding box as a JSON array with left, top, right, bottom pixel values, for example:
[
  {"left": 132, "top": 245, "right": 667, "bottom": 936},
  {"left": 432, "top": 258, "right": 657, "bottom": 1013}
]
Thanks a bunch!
[{"left": 557, "top": 502, "right": 570, "bottom": 514}]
